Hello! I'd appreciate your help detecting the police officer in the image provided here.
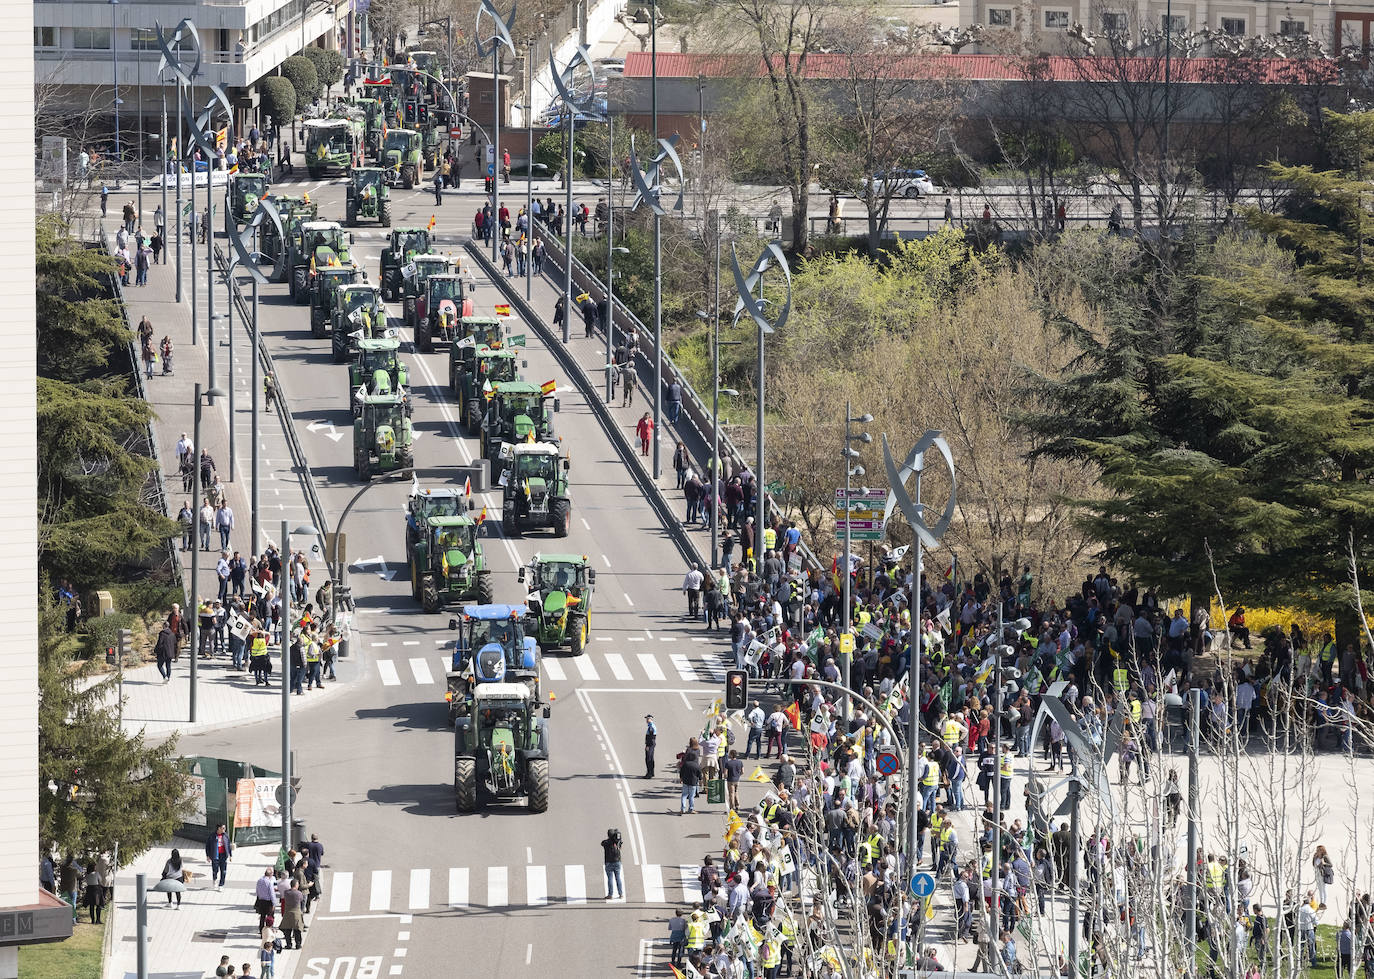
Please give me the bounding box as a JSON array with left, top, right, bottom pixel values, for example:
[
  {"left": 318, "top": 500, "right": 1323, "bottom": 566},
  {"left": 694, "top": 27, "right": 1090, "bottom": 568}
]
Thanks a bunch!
[
  {"left": 999, "top": 747, "right": 1014, "bottom": 810},
  {"left": 644, "top": 714, "right": 657, "bottom": 779}
]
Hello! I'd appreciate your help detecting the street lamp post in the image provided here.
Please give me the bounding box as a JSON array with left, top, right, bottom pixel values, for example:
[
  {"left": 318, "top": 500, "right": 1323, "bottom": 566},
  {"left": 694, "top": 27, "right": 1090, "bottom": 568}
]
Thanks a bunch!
[
  {"left": 112, "top": 1, "right": 122, "bottom": 166},
  {"left": 187, "top": 381, "right": 226, "bottom": 724},
  {"left": 603, "top": 108, "right": 616, "bottom": 390},
  {"left": 697, "top": 218, "right": 739, "bottom": 570},
  {"left": 137, "top": 38, "right": 144, "bottom": 221},
  {"left": 476, "top": 0, "right": 517, "bottom": 263},
  {"left": 156, "top": 20, "right": 199, "bottom": 307},
  {"left": 841, "top": 403, "right": 872, "bottom": 724},
  {"left": 280, "top": 519, "right": 320, "bottom": 855}
]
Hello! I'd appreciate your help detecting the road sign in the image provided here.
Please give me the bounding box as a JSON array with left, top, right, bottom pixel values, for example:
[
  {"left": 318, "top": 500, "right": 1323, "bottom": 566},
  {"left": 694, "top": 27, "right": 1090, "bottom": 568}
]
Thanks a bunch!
[
  {"left": 449, "top": 125, "right": 462, "bottom": 139},
  {"left": 835, "top": 487, "right": 887, "bottom": 504},
  {"left": 274, "top": 783, "right": 298, "bottom": 807},
  {"left": 875, "top": 750, "right": 900, "bottom": 776},
  {"left": 836, "top": 526, "right": 883, "bottom": 541},
  {"left": 834, "top": 519, "right": 881, "bottom": 531},
  {"left": 909, "top": 872, "right": 936, "bottom": 898}
]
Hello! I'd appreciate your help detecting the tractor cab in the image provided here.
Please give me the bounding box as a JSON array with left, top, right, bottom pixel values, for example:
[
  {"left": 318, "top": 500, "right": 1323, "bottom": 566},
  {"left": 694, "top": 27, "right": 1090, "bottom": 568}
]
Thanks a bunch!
[
  {"left": 416, "top": 273, "right": 473, "bottom": 352},
  {"left": 500, "top": 442, "right": 572, "bottom": 538},
  {"left": 229, "top": 172, "right": 269, "bottom": 222},
  {"left": 350, "top": 338, "right": 408, "bottom": 410},
  {"left": 355, "top": 97, "right": 384, "bottom": 155},
  {"left": 380, "top": 129, "right": 423, "bottom": 188},
  {"left": 332, "top": 283, "right": 386, "bottom": 361},
  {"left": 304, "top": 118, "right": 359, "bottom": 176},
  {"left": 310, "top": 263, "right": 361, "bottom": 338},
  {"left": 519, "top": 554, "right": 596, "bottom": 655},
  {"left": 445, "top": 605, "right": 540, "bottom": 722},
  {"left": 346, "top": 167, "right": 391, "bottom": 227},
  {"left": 480, "top": 382, "right": 558, "bottom": 479},
  {"left": 380, "top": 229, "right": 433, "bottom": 301},
  {"left": 353, "top": 392, "right": 414, "bottom": 480},
  {"left": 402, "top": 254, "right": 455, "bottom": 323},
  {"left": 406, "top": 486, "right": 469, "bottom": 549},
  {"left": 411, "top": 515, "right": 492, "bottom": 612},
  {"left": 303, "top": 221, "right": 352, "bottom": 267}
]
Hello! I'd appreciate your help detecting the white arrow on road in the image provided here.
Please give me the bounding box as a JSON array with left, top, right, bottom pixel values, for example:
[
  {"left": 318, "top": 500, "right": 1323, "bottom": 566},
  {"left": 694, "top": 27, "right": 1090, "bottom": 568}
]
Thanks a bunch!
[
  {"left": 307, "top": 420, "right": 344, "bottom": 443},
  {"left": 351, "top": 554, "right": 396, "bottom": 580}
]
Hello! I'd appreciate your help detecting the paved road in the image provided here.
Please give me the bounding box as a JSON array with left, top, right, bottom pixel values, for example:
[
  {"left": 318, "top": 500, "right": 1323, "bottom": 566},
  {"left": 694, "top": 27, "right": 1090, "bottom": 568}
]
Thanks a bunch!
[{"left": 173, "top": 166, "right": 757, "bottom": 979}]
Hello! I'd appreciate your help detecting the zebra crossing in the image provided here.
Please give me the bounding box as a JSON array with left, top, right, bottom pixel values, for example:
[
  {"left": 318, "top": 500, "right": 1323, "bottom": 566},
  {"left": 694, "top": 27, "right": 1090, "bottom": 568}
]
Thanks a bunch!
[
  {"left": 322, "top": 862, "right": 709, "bottom": 914},
  {"left": 368, "top": 643, "right": 732, "bottom": 688}
]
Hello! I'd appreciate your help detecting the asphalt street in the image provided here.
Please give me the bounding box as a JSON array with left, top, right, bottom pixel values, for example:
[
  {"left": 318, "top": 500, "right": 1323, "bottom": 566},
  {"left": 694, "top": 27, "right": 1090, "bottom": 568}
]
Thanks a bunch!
[{"left": 175, "top": 168, "right": 760, "bottom": 979}]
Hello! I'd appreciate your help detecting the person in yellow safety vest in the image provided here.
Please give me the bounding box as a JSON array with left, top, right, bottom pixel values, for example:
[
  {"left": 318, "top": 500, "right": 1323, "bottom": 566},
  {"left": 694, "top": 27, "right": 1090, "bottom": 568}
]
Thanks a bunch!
[
  {"left": 763, "top": 526, "right": 777, "bottom": 551},
  {"left": 686, "top": 909, "right": 709, "bottom": 951},
  {"left": 999, "top": 752, "right": 1014, "bottom": 809},
  {"left": 303, "top": 631, "right": 323, "bottom": 690},
  {"left": 775, "top": 911, "right": 796, "bottom": 974},
  {"left": 1206, "top": 854, "right": 1225, "bottom": 892},
  {"left": 1320, "top": 635, "right": 1337, "bottom": 684},
  {"left": 865, "top": 831, "right": 883, "bottom": 866},
  {"left": 761, "top": 938, "right": 781, "bottom": 978},
  {"left": 943, "top": 712, "right": 967, "bottom": 746},
  {"left": 249, "top": 630, "right": 269, "bottom": 686},
  {"left": 1113, "top": 667, "right": 1128, "bottom": 693},
  {"left": 1129, "top": 697, "right": 1143, "bottom": 726},
  {"left": 920, "top": 753, "right": 940, "bottom": 811}
]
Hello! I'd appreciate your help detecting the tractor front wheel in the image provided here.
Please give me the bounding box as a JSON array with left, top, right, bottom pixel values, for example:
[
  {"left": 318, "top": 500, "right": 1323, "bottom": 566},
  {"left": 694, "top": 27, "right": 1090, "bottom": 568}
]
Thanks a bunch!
[
  {"left": 422, "top": 576, "right": 440, "bottom": 613},
  {"left": 526, "top": 758, "right": 549, "bottom": 813},
  {"left": 570, "top": 615, "right": 586, "bottom": 657},
  {"left": 476, "top": 573, "right": 494, "bottom": 605},
  {"left": 550, "top": 499, "right": 571, "bottom": 538},
  {"left": 402, "top": 165, "right": 416, "bottom": 189},
  {"left": 455, "top": 757, "right": 477, "bottom": 813},
  {"left": 379, "top": 198, "right": 392, "bottom": 228},
  {"left": 418, "top": 320, "right": 431, "bottom": 353},
  {"left": 292, "top": 266, "right": 309, "bottom": 304}
]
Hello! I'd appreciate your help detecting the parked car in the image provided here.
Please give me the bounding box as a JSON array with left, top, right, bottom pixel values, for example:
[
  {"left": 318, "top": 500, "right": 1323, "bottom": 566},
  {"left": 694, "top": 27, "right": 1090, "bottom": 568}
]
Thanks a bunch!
[{"left": 870, "top": 168, "right": 940, "bottom": 199}]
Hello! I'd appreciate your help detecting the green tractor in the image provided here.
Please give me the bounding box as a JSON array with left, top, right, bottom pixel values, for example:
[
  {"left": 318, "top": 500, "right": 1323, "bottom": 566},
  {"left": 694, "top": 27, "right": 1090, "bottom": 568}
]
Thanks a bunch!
[
  {"left": 263, "top": 196, "right": 318, "bottom": 271},
  {"left": 406, "top": 486, "right": 469, "bottom": 553},
  {"left": 353, "top": 391, "right": 414, "bottom": 480},
  {"left": 519, "top": 554, "right": 596, "bottom": 655},
  {"left": 379, "top": 128, "right": 423, "bottom": 188},
  {"left": 379, "top": 228, "right": 433, "bottom": 301},
  {"left": 288, "top": 221, "right": 353, "bottom": 304},
  {"left": 401, "top": 254, "right": 455, "bottom": 326},
  {"left": 331, "top": 283, "right": 387, "bottom": 362},
  {"left": 346, "top": 167, "right": 392, "bottom": 227},
  {"left": 453, "top": 681, "right": 550, "bottom": 813},
  {"left": 410, "top": 515, "right": 494, "bottom": 611},
  {"left": 349, "top": 337, "right": 409, "bottom": 414},
  {"left": 309, "top": 263, "right": 361, "bottom": 338},
  {"left": 304, "top": 117, "right": 362, "bottom": 178},
  {"left": 413, "top": 273, "right": 474, "bottom": 353},
  {"left": 501, "top": 442, "right": 573, "bottom": 538},
  {"left": 480, "top": 381, "right": 558, "bottom": 481},
  {"left": 228, "top": 172, "right": 270, "bottom": 223},
  {"left": 451, "top": 325, "right": 523, "bottom": 433},
  {"left": 354, "top": 97, "right": 385, "bottom": 159}
]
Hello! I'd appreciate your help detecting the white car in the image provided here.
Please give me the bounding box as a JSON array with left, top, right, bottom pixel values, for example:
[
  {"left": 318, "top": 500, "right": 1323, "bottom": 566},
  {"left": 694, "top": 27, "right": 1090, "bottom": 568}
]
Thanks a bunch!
[{"left": 871, "top": 168, "right": 940, "bottom": 199}]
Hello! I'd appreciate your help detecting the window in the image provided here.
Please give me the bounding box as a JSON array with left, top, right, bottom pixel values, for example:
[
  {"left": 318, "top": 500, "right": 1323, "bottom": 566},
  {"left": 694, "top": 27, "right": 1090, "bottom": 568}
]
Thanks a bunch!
[
  {"left": 130, "top": 28, "right": 159, "bottom": 51},
  {"left": 1279, "top": 19, "right": 1306, "bottom": 35},
  {"left": 72, "top": 27, "right": 111, "bottom": 50},
  {"left": 1101, "top": 11, "right": 1128, "bottom": 31},
  {"left": 247, "top": 0, "right": 307, "bottom": 45},
  {"left": 1161, "top": 14, "right": 1187, "bottom": 33},
  {"left": 1220, "top": 16, "right": 1246, "bottom": 35},
  {"left": 1044, "top": 10, "right": 1070, "bottom": 29},
  {"left": 34, "top": 26, "right": 56, "bottom": 49},
  {"left": 988, "top": 7, "right": 1013, "bottom": 26}
]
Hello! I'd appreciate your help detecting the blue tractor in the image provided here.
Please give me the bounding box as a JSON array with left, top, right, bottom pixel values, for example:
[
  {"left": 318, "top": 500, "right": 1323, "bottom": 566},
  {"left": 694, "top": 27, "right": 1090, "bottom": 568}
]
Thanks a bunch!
[{"left": 444, "top": 604, "right": 540, "bottom": 724}]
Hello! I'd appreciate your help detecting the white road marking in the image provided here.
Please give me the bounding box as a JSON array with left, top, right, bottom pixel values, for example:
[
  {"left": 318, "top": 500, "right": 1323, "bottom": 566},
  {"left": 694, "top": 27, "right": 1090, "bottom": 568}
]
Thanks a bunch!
[
  {"left": 544, "top": 657, "right": 566, "bottom": 681},
  {"left": 408, "top": 657, "right": 434, "bottom": 685},
  {"left": 408, "top": 868, "right": 430, "bottom": 909},
  {"left": 659, "top": 637, "right": 676, "bottom": 642},
  {"left": 328, "top": 872, "right": 353, "bottom": 913},
  {"left": 448, "top": 867, "right": 468, "bottom": 907},
  {"left": 401, "top": 640, "right": 420, "bottom": 646},
  {"left": 601, "top": 554, "right": 610, "bottom": 566},
  {"left": 437, "top": 655, "right": 450, "bottom": 677},
  {"left": 637, "top": 654, "right": 666, "bottom": 681},
  {"left": 564, "top": 864, "right": 586, "bottom": 904},
  {"left": 669, "top": 655, "right": 698, "bottom": 682},
  {"left": 526, "top": 944, "right": 533, "bottom": 966},
  {"left": 698, "top": 658, "right": 726, "bottom": 681},
  {"left": 622, "top": 592, "right": 634, "bottom": 606},
  {"left": 487, "top": 867, "right": 508, "bottom": 907},
  {"left": 371, "top": 641, "right": 388, "bottom": 648},
  {"left": 604, "top": 653, "right": 632, "bottom": 681},
  {"left": 580, "top": 518, "right": 590, "bottom": 530},
  {"left": 369, "top": 869, "right": 391, "bottom": 911},
  {"left": 626, "top": 637, "right": 644, "bottom": 642},
  {"left": 526, "top": 865, "right": 548, "bottom": 906},
  {"left": 641, "top": 864, "right": 665, "bottom": 905},
  {"left": 692, "top": 638, "right": 712, "bottom": 643},
  {"left": 679, "top": 865, "right": 697, "bottom": 905},
  {"left": 377, "top": 660, "right": 401, "bottom": 686},
  {"left": 575, "top": 656, "right": 600, "bottom": 681}
]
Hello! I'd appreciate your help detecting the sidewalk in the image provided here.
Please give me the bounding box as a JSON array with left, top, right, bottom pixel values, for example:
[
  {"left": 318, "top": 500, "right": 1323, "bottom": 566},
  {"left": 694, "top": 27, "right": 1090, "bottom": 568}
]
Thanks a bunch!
[
  {"left": 106, "top": 837, "right": 314, "bottom": 979},
  {"left": 91, "top": 204, "right": 359, "bottom": 739}
]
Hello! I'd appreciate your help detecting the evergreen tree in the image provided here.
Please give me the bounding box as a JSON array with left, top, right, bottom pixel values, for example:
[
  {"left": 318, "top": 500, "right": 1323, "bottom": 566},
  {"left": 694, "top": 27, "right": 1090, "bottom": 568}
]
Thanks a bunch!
[
  {"left": 36, "top": 215, "right": 127, "bottom": 383},
  {"left": 38, "top": 603, "right": 190, "bottom": 859}
]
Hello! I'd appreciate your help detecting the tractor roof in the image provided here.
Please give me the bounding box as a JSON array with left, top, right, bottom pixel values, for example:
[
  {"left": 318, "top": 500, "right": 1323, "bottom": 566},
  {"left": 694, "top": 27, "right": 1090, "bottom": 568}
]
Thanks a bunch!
[
  {"left": 320, "top": 264, "right": 357, "bottom": 276},
  {"left": 414, "top": 254, "right": 449, "bottom": 265},
  {"left": 463, "top": 315, "right": 501, "bottom": 325},
  {"left": 513, "top": 443, "right": 560, "bottom": 456},
  {"left": 534, "top": 553, "right": 591, "bottom": 566},
  {"left": 338, "top": 284, "right": 379, "bottom": 297},
  {"left": 476, "top": 347, "right": 515, "bottom": 358},
  {"left": 358, "top": 391, "right": 406, "bottom": 406},
  {"left": 463, "top": 604, "right": 527, "bottom": 620},
  {"left": 411, "top": 486, "right": 462, "bottom": 499},
  {"left": 492, "top": 381, "right": 541, "bottom": 395},
  {"left": 353, "top": 166, "right": 385, "bottom": 174},
  {"left": 428, "top": 273, "right": 463, "bottom": 281},
  {"left": 302, "top": 220, "right": 343, "bottom": 233},
  {"left": 474, "top": 682, "right": 532, "bottom": 701},
  {"left": 428, "top": 514, "right": 477, "bottom": 528},
  {"left": 357, "top": 337, "right": 399, "bottom": 351},
  {"left": 305, "top": 118, "right": 351, "bottom": 129},
  {"left": 387, "top": 128, "right": 419, "bottom": 136}
]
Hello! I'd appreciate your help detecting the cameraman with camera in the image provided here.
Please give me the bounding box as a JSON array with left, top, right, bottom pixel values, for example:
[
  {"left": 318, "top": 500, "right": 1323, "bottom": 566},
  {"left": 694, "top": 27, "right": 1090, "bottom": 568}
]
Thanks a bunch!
[{"left": 601, "top": 828, "right": 624, "bottom": 900}]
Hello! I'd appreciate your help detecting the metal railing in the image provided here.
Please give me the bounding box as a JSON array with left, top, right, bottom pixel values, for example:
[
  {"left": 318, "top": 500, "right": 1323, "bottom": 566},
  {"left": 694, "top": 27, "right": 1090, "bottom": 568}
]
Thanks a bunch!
[
  {"left": 97, "top": 229, "right": 186, "bottom": 602},
  {"left": 530, "top": 222, "right": 824, "bottom": 576}
]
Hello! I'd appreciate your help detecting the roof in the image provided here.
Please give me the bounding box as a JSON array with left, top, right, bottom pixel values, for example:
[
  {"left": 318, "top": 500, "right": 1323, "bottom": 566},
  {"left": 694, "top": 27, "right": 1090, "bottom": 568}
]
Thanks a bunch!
[
  {"left": 493, "top": 381, "right": 541, "bottom": 394},
  {"left": 357, "top": 337, "right": 399, "bottom": 349},
  {"left": 304, "top": 117, "right": 353, "bottom": 127},
  {"left": 385, "top": 128, "right": 419, "bottom": 136},
  {"left": 621, "top": 51, "right": 1338, "bottom": 85},
  {"left": 359, "top": 392, "right": 406, "bottom": 405},
  {"left": 338, "top": 284, "right": 380, "bottom": 296},
  {"left": 463, "top": 315, "right": 502, "bottom": 324},
  {"left": 534, "top": 553, "right": 590, "bottom": 565},
  {"left": 411, "top": 486, "right": 463, "bottom": 497},
  {"left": 474, "top": 682, "right": 532, "bottom": 700},
  {"left": 302, "top": 220, "right": 342, "bottom": 232},
  {"left": 429, "top": 514, "right": 477, "bottom": 526},
  {"left": 464, "top": 603, "right": 527, "bottom": 619},
  {"left": 513, "top": 443, "right": 560, "bottom": 456}
]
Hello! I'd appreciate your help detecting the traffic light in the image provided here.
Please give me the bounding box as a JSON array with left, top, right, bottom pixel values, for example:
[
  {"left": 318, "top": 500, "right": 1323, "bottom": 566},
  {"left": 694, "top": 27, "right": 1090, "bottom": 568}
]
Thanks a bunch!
[
  {"left": 105, "top": 646, "right": 116, "bottom": 666},
  {"left": 725, "top": 669, "right": 748, "bottom": 710},
  {"left": 117, "top": 628, "right": 132, "bottom": 663}
]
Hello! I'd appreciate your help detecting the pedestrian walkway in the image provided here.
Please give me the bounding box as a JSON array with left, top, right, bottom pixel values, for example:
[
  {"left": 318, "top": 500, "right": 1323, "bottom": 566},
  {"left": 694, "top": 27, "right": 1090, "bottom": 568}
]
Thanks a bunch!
[
  {"left": 108, "top": 836, "right": 315, "bottom": 979},
  {"left": 84, "top": 202, "right": 360, "bottom": 737}
]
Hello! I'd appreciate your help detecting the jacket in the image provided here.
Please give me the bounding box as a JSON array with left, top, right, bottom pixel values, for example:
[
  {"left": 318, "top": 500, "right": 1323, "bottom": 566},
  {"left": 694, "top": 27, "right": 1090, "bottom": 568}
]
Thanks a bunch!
[{"left": 205, "top": 832, "right": 233, "bottom": 861}]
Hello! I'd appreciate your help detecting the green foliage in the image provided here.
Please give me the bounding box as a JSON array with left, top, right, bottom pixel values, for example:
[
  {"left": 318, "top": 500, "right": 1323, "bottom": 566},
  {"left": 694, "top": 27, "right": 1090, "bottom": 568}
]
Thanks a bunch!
[
  {"left": 280, "top": 56, "right": 320, "bottom": 110},
  {"left": 304, "top": 48, "right": 345, "bottom": 95},
  {"left": 38, "top": 605, "right": 191, "bottom": 861},
  {"left": 36, "top": 216, "right": 127, "bottom": 383},
  {"left": 82, "top": 612, "right": 139, "bottom": 661},
  {"left": 534, "top": 132, "right": 564, "bottom": 175},
  {"left": 104, "top": 580, "right": 184, "bottom": 618},
  {"left": 261, "top": 76, "right": 297, "bottom": 131}
]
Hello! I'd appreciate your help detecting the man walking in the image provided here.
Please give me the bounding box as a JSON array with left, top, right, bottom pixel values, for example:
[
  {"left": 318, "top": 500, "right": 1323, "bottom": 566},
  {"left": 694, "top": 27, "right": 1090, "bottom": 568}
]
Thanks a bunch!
[
  {"left": 601, "top": 829, "right": 624, "bottom": 900},
  {"left": 683, "top": 564, "right": 703, "bottom": 618},
  {"left": 155, "top": 621, "right": 176, "bottom": 681},
  {"left": 205, "top": 823, "right": 232, "bottom": 889},
  {"left": 644, "top": 714, "right": 657, "bottom": 778},
  {"left": 216, "top": 502, "right": 235, "bottom": 550},
  {"left": 745, "top": 701, "right": 765, "bottom": 758}
]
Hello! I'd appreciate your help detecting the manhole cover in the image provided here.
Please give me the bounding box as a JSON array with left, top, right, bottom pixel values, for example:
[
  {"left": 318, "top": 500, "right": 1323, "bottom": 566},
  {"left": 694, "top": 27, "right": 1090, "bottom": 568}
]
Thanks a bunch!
[{"left": 192, "top": 930, "right": 228, "bottom": 943}]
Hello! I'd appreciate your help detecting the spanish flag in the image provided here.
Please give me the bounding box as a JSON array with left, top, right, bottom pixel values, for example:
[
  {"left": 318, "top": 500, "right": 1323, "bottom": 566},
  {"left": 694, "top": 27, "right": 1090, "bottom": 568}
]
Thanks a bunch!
[
  {"left": 427, "top": 215, "right": 436, "bottom": 230},
  {"left": 540, "top": 379, "right": 556, "bottom": 396},
  {"left": 477, "top": 506, "right": 487, "bottom": 524},
  {"left": 463, "top": 476, "right": 472, "bottom": 497},
  {"left": 494, "top": 303, "right": 511, "bottom": 316},
  {"left": 783, "top": 701, "right": 801, "bottom": 731},
  {"left": 227, "top": 162, "right": 240, "bottom": 175}
]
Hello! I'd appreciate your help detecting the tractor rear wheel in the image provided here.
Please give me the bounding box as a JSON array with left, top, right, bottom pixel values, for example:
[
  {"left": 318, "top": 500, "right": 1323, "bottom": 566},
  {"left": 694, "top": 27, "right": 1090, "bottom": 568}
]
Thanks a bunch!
[
  {"left": 346, "top": 201, "right": 357, "bottom": 227},
  {"left": 402, "top": 165, "right": 416, "bottom": 189},
  {"left": 476, "top": 572, "right": 494, "bottom": 605},
  {"left": 526, "top": 758, "right": 549, "bottom": 813},
  {"left": 502, "top": 508, "right": 517, "bottom": 537},
  {"left": 465, "top": 399, "right": 480, "bottom": 436},
  {"left": 455, "top": 757, "right": 477, "bottom": 812},
  {"left": 422, "top": 576, "right": 440, "bottom": 613},
  {"left": 551, "top": 499, "right": 571, "bottom": 538},
  {"left": 570, "top": 615, "right": 586, "bottom": 657},
  {"left": 292, "top": 266, "right": 309, "bottom": 305},
  {"left": 418, "top": 320, "right": 431, "bottom": 353},
  {"left": 379, "top": 198, "right": 392, "bottom": 228}
]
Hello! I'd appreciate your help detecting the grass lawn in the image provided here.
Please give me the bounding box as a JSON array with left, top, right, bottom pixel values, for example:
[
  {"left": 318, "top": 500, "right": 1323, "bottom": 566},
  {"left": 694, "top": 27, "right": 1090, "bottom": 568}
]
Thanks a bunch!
[
  {"left": 17, "top": 917, "right": 104, "bottom": 979},
  {"left": 1195, "top": 920, "right": 1350, "bottom": 979}
]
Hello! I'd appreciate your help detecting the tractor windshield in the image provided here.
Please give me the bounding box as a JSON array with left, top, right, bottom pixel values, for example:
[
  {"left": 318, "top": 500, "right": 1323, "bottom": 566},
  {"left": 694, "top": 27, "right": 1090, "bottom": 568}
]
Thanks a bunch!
[
  {"left": 468, "top": 616, "right": 525, "bottom": 652},
  {"left": 313, "top": 125, "right": 351, "bottom": 155},
  {"left": 434, "top": 523, "right": 476, "bottom": 555},
  {"left": 478, "top": 701, "right": 535, "bottom": 750},
  {"left": 240, "top": 176, "right": 267, "bottom": 198},
  {"left": 399, "top": 232, "right": 429, "bottom": 256},
  {"left": 538, "top": 562, "right": 580, "bottom": 592},
  {"left": 502, "top": 395, "right": 538, "bottom": 420},
  {"left": 343, "top": 291, "right": 379, "bottom": 317},
  {"left": 361, "top": 348, "right": 398, "bottom": 373},
  {"left": 514, "top": 453, "right": 556, "bottom": 481},
  {"left": 383, "top": 131, "right": 415, "bottom": 154},
  {"left": 355, "top": 170, "right": 383, "bottom": 193},
  {"left": 429, "top": 278, "right": 462, "bottom": 301},
  {"left": 478, "top": 355, "right": 516, "bottom": 383}
]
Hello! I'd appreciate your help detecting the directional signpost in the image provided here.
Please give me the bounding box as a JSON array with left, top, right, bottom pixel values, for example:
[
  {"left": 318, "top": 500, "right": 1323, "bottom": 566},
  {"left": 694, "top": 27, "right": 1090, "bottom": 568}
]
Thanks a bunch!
[
  {"left": 835, "top": 487, "right": 887, "bottom": 541},
  {"left": 909, "top": 872, "right": 935, "bottom": 898}
]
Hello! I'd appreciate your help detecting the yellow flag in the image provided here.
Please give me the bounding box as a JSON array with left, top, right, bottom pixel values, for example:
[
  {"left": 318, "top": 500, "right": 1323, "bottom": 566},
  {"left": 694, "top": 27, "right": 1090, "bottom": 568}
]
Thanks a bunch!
[
  {"left": 748, "top": 766, "right": 769, "bottom": 783},
  {"left": 724, "top": 809, "right": 743, "bottom": 841}
]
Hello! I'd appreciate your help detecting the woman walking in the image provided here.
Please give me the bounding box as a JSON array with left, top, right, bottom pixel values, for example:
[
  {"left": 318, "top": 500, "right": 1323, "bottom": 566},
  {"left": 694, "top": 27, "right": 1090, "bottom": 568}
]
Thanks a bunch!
[
  {"left": 160, "top": 849, "right": 184, "bottom": 908},
  {"left": 1313, "top": 845, "right": 1334, "bottom": 910}
]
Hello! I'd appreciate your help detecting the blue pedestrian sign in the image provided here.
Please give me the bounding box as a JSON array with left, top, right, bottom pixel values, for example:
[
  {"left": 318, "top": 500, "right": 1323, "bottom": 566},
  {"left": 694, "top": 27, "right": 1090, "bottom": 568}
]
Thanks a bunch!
[{"left": 909, "top": 872, "right": 935, "bottom": 898}]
